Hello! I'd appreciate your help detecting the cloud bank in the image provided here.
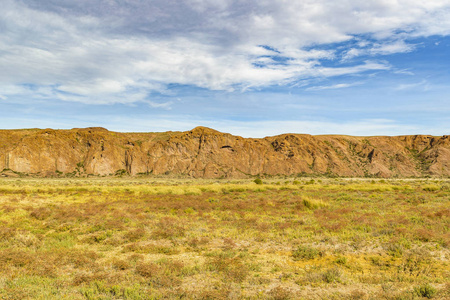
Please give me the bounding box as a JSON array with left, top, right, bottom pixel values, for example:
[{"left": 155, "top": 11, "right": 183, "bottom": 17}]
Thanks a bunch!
[{"left": 1, "top": 0, "right": 450, "bottom": 104}]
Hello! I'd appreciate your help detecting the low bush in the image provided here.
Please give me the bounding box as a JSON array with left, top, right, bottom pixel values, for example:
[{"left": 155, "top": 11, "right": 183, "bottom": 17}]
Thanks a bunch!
[
  {"left": 292, "top": 245, "right": 322, "bottom": 261},
  {"left": 414, "top": 283, "right": 437, "bottom": 298},
  {"left": 302, "top": 196, "right": 328, "bottom": 210},
  {"left": 254, "top": 178, "right": 263, "bottom": 185}
]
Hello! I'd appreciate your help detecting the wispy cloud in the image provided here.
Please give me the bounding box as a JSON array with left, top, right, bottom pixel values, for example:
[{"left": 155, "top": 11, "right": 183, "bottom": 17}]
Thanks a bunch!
[
  {"left": 395, "top": 80, "right": 430, "bottom": 91},
  {"left": 1, "top": 0, "right": 450, "bottom": 104},
  {"left": 342, "top": 40, "right": 416, "bottom": 60},
  {"left": 394, "top": 69, "right": 415, "bottom": 76},
  {"left": 306, "top": 82, "right": 362, "bottom": 91}
]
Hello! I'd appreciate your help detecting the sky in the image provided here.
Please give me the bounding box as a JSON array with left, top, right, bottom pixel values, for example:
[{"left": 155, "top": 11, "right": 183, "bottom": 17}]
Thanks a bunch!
[{"left": 1, "top": 0, "right": 450, "bottom": 137}]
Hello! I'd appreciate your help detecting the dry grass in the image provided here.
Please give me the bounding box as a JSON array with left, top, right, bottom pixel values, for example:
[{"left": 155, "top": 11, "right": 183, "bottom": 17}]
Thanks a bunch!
[{"left": 0, "top": 177, "right": 448, "bottom": 299}]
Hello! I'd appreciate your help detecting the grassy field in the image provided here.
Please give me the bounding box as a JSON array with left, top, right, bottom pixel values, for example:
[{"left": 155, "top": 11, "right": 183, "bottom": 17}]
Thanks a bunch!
[{"left": 0, "top": 177, "right": 448, "bottom": 299}]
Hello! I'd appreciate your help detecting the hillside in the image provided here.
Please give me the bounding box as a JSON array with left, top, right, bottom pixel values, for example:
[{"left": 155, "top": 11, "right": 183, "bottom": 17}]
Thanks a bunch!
[{"left": 1, "top": 127, "right": 449, "bottom": 178}]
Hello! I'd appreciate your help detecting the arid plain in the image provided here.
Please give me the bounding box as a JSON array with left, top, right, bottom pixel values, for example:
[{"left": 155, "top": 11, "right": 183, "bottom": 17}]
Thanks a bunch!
[{"left": 0, "top": 177, "right": 449, "bottom": 299}]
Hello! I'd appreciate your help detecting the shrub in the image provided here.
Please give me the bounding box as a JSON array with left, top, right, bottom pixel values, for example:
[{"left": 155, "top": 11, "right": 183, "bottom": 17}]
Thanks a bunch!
[
  {"left": 334, "top": 256, "right": 347, "bottom": 265},
  {"left": 207, "top": 253, "right": 249, "bottom": 283},
  {"left": 30, "top": 207, "right": 52, "bottom": 220},
  {"left": 112, "top": 259, "right": 130, "bottom": 270},
  {"left": 384, "top": 242, "right": 406, "bottom": 258},
  {"left": 399, "top": 249, "right": 432, "bottom": 277},
  {"left": 151, "top": 217, "right": 185, "bottom": 239},
  {"left": 0, "top": 227, "right": 16, "bottom": 241},
  {"left": 188, "top": 237, "right": 209, "bottom": 248},
  {"left": 300, "top": 268, "right": 342, "bottom": 285},
  {"left": 136, "top": 262, "right": 160, "bottom": 278},
  {"left": 62, "top": 249, "right": 99, "bottom": 269},
  {"left": 302, "top": 196, "right": 328, "bottom": 210},
  {"left": 222, "top": 237, "right": 237, "bottom": 250},
  {"left": 269, "top": 286, "right": 293, "bottom": 300},
  {"left": 414, "top": 283, "right": 437, "bottom": 298},
  {"left": 422, "top": 184, "right": 440, "bottom": 192},
  {"left": 292, "top": 246, "right": 322, "bottom": 261},
  {"left": 0, "top": 249, "right": 35, "bottom": 267},
  {"left": 124, "top": 228, "right": 146, "bottom": 242},
  {"left": 349, "top": 289, "right": 367, "bottom": 300},
  {"left": 254, "top": 178, "right": 263, "bottom": 185},
  {"left": 322, "top": 268, "right": 341, "bottom": 283}
]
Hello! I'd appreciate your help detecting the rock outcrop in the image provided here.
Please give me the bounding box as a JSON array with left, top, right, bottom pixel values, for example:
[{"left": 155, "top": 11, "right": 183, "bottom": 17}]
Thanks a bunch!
[{"left": 1, "top": 127, "right": 449, "bottom": 178}]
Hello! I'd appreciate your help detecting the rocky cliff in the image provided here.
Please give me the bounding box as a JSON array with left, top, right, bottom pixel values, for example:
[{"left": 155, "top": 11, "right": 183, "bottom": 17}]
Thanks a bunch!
[{"left": 1, "top": 127, "right": 449, "bottom": 178}]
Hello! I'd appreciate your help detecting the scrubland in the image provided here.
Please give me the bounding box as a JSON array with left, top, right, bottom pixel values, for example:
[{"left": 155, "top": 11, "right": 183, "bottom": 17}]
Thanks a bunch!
[{"left": 0, "top": 177, "right": 448, "bottom": 299}]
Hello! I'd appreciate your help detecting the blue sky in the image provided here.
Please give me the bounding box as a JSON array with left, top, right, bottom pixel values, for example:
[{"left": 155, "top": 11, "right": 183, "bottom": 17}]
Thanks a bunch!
[{"left": 1, "top": 0, "right": 449, "bottom": 137}]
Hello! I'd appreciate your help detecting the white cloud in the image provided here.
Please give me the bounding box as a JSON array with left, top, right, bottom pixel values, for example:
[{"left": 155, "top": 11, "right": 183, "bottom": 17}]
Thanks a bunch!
[
  {"left": 395, "top": 80, "right": 430, "bottom": 91},
  {"left": 370, "top": 40, "right": 416, "bottom": 55},
  {"left": 342, "top": 40, "right": 416, "bottom": 60},
  {"left": 394, "top": 69, "right": 415, "bottom": 76},
  {"left": 317, "top": 60, "right": 390, "bottom": 77},
  {"left": 306, "top": 82, "right": 362, "bottom": 91},
  {"left": 1, "top": 0, "right": 450, "bottom": 104}
]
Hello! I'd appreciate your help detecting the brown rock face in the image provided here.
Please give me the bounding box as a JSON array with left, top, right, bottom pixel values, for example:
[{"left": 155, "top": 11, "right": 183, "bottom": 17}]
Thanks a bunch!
[{"left": 0, "top": 127, "right": 449, "bottom": 178}]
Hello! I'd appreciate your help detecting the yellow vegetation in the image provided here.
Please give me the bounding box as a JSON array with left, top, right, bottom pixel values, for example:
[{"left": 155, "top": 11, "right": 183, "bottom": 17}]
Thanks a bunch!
[{"left": 0, "top": 177, "right": 448, "bottom": 299}]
